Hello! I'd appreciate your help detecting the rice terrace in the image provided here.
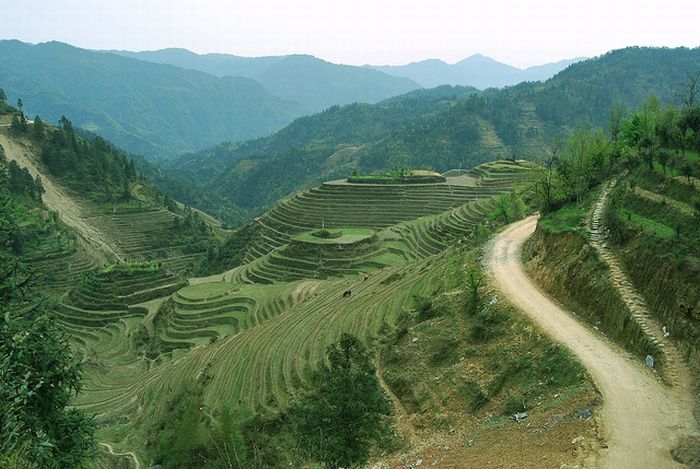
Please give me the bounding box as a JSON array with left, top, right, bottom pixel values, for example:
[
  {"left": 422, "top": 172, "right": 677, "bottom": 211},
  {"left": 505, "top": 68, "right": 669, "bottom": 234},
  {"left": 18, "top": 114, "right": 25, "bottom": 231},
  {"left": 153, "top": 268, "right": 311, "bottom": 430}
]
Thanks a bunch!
[{"left": 2, "top": 8, "right": 700, "bottom": 468}]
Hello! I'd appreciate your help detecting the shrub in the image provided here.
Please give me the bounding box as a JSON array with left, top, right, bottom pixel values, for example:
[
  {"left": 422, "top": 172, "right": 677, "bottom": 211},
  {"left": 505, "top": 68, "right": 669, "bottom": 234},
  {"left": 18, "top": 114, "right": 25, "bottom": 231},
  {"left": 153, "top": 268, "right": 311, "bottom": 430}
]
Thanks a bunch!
[
  {"left": 502, "top": 394, "right": 529, "bottom": 415},
  {"left": 413, "top": 295, "right": 443, "bottom": 323},
  {"left": 458, "top": 381, "right": 489, "bottom": 412}
]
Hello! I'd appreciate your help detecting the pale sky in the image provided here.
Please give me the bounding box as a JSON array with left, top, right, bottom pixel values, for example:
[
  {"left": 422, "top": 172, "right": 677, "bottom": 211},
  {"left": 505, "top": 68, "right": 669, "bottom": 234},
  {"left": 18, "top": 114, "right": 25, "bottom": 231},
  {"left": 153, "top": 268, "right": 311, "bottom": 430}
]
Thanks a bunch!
[{"left": 2, "top": 0, "right": 699, "bottom": 68}]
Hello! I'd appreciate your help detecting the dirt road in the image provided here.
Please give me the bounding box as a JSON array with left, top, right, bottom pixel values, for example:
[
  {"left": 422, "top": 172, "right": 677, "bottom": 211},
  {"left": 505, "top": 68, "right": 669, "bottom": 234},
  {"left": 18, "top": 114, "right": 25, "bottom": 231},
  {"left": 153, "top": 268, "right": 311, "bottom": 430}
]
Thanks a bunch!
[
  {"left": 98, "top": 442, "right": 140, "bottom": 469},
  {"left": 489, "top": 215, "right": 698, "bottom": 468},
  {"left": 0, "top": 131, "right": 122, "bottom": 262}
]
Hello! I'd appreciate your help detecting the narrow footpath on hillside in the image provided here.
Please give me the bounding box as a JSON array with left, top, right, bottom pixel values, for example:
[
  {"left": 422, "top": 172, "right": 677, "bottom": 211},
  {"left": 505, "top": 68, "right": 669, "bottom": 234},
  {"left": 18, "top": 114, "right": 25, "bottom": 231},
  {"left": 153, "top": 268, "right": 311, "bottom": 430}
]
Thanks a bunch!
[
  {"left": 488, "top": 215, "right": 699, "bottom": 469},
  {"left": 0, "top": 131, "right": 122, "bottom": 262},
  {"left": 98, "top": 442, "right": 140, "bottom": 469}
]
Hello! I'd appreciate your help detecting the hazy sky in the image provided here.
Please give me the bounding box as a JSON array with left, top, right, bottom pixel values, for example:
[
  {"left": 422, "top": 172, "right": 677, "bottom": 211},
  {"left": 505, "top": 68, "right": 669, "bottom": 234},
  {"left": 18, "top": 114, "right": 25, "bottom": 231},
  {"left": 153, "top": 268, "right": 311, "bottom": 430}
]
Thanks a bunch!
[{"left": 2, "top": 0, "right": 699, "bottom": 68}]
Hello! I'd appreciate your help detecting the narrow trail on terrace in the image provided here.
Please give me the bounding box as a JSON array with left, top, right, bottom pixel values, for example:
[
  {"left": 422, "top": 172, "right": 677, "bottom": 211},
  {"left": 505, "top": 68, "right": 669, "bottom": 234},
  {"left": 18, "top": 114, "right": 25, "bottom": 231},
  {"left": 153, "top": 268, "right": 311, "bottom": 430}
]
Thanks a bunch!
[
  {"left": 591, "top": 179, "right": 690, "bottom": 387},
  {"left": 488, "top": 215, "right": 698, "bottom": 468},
  {"left": 634, "top": 186, "right": 695, "bottom": 217},
  {"left": 98, "top": 442, "right": 140, "bottom": 469},
  {"left": 375, "top": 360, "right": 418, "bottom": 446},
  {"left": 0, "top": 132, "right": 122, "bottom": 262}
]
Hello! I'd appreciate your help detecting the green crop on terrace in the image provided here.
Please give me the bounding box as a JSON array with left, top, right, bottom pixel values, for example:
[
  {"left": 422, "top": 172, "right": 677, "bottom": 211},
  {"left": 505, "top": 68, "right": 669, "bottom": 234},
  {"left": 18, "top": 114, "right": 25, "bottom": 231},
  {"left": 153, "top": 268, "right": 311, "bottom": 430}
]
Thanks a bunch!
[
  {"left": 294, "top": 228, "right": 375, "bottom": 244},
  {"left": 53, "top": 160, "right": 540, "bottom": 463}
]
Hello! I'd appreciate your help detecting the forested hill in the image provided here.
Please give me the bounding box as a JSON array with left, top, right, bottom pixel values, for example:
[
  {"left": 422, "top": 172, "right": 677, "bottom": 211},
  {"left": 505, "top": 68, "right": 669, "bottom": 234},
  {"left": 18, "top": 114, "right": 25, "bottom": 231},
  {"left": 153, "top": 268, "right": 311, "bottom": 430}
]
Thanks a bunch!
[
  {"left": 529, "top": 46, "right": 700, "bottom": 126},
  {"left": 168, "top": 47, "right": 700, "bottom": 219},
  {"left": 0, "top": 40, "right": 305, "bottom": 158},
  {"left": 114, "top": 49, "right": 421, "bottom": 112},
  {"left": 169, "top": 85, "right": 479, "bottom": 210},
  {"left": 169, "top": 85, "right": 478, "bottom": 184},
  {"left": 0, "top": 106, "right": 223, "bottom": 277}
]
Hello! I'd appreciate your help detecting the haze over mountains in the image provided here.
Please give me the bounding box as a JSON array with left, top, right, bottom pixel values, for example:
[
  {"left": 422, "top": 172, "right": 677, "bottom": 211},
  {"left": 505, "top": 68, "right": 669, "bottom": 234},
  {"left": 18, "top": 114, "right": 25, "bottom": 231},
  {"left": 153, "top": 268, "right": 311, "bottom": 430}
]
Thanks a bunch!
[
  {"left": 113, "top": 49, "right": 421, "bottom": 113},
  {"left": 0, "top": 40, "right": 585, "bottom": 161},
  {"left": 0, "top": 40, "right": 305, "bottom": 158},
  {"left": 165, "top": 46, "right": 700, "bottom": 219},
  {"left": 116, "top": 48, "right": 581, "bottom": 97},
  {"left": 368, "top": 54, "right": 584, "bottom": 89}
]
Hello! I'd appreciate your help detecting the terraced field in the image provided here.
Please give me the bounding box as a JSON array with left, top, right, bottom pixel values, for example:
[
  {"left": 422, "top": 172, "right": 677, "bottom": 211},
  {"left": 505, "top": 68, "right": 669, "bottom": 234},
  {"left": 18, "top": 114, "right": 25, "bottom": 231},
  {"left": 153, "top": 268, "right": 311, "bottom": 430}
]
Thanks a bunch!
[
  {"left": 28, "top": 237, "right": 102, "bottom": 292},
  {"left": 81, "top": 203, "right": 208, "bottom": 273},
  {"left": 234, "top": 160, "right": 537, "bottom": 265},
  {"left": 57, "top": 263, "right": 187, "bottom": 351},
  {"left": 64, "top": 160, "right": 539, "bottom": 460}
]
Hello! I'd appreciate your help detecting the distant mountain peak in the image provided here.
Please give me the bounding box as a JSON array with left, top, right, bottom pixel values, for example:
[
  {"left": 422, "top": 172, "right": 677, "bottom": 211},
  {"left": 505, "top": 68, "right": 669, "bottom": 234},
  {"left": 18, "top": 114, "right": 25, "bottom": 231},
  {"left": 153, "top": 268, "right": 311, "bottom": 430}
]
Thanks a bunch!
[{"left": 369, "top": 54, "right": 585, "bottom": 89}]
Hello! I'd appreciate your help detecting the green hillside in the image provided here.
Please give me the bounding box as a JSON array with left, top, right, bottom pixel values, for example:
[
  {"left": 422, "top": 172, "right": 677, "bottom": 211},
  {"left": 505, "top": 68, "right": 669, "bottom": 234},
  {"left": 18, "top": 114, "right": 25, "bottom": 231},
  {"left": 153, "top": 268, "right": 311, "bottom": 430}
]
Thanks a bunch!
[
  {"left": 47, "top": 159, "right": 598, "bottom": 467},
  {"left": 171, "top": 47, "right": 700, "bottom": 220},
  {"left": 0, "top": 108, "right": 221, "bottom": 292},
  {"left": 3, "top": 42, "right": 700, "bottom": 469},
  {"left": 0, "top": 40, "right": 305, "bottom": 158},
  {"left": 524, "top": 97, "right": 700, "bottom": 381},
  {"left": 114, "top": 49, "right": 422, "bottom": 112}
]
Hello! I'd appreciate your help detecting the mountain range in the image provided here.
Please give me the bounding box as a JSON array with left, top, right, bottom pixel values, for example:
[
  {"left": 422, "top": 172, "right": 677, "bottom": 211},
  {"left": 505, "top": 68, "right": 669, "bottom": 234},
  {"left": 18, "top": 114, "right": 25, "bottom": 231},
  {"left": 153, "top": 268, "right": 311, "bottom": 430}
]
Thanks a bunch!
[
  {"left": 113, "top": 49, "right": 421, "bottom": 113},
  {"left": 166, "top": 47, "right": 700, "bottom": 219},
  {"left": 0, "top": 40, "right": 305, "bottom": 158},
  {"left": 368, "top": 54, "right": 584, "bottom": 89},
  {"left": 0, "top": 41, "right": 587, "bottom": 161}
]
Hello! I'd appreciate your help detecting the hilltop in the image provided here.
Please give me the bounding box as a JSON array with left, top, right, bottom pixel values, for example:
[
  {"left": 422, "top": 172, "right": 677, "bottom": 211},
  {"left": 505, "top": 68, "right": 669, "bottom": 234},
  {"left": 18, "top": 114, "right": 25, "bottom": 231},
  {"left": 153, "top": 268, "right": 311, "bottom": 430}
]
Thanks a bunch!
[
  {"left": 114, "top": 48, "right": 421, "bottom": 112},
  {"left": 368, "top": 54, "right": 583, "bottom": 89},
  {"left": 169, "top": 46, "right": 700, "bottom": 220}
]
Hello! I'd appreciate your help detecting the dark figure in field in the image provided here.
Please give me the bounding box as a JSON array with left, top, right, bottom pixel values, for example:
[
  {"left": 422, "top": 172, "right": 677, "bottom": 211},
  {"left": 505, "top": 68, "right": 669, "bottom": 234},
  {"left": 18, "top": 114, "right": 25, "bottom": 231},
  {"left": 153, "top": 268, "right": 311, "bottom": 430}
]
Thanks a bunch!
[{"left": 343, "top": 290, "right": 352, "bottom": 297}]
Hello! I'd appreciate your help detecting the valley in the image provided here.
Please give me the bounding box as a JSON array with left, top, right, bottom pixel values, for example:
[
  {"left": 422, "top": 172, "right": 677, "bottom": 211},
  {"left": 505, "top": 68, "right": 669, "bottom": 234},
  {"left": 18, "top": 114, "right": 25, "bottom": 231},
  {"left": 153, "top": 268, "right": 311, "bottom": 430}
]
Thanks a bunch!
[{"left": 1, "top": 40, "right": 700, "bottom": 469}]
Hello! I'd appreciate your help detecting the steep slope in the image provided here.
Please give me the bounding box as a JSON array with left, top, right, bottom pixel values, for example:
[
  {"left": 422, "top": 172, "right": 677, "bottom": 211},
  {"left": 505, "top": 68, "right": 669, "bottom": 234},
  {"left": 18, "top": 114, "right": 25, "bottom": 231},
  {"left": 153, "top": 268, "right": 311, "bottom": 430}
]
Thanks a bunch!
[
  {"left": 0, "top": 40, "right": 305, "bottom": 158},
  {"left": 114, "top": 49, "right": 421, "bottom": 112},
  {"left": 0, "top": 118, "right": 220, "bottom": 292},
  {"left": 0, "top": 130, "right": 121, "bottom": 262},
  {"left": 490, "top": 216, "right": 698, "bottom": 468},
  {"left": 169, "top": 87, "right": 479, "bottom": 212},
  {"left": 369, "top": 54, "right": 582, "bottom": 89},
  {"left": 60, "top": 161, "right": 599, "bottom": 468}
]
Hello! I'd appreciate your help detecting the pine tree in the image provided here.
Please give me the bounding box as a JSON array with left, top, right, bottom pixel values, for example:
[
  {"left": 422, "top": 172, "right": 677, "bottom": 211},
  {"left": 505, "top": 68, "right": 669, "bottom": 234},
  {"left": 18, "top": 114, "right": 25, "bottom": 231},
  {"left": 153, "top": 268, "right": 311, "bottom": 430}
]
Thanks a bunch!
[
  {"left": 32, "top": 116, "right": 45, "bottom": 140},
  {"left": 292, "top": 333, "right": 392, "bottom": 468}
]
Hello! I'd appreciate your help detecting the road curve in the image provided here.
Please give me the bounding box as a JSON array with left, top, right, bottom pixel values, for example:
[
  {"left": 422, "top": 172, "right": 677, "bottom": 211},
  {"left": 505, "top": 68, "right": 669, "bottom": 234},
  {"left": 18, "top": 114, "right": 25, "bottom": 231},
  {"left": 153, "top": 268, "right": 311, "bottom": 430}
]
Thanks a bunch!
[
  {"left": 488, "top": 215, "right": 698, "bottom": 469},
  {"left": 98, "top": 442, "right": 140, "bottom": 469}
]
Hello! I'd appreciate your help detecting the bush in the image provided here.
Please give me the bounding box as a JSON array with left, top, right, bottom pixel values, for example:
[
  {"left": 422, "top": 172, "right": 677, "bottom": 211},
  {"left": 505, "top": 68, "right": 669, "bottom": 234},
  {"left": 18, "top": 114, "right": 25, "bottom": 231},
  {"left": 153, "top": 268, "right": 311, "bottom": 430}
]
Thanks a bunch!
[
  {"left": 311, "top": 228, "right": 342, "bottom": 239},
  {"left": 458, "top": 381, "right": 489, "bottom": 411},
  {"left": 428, "top": 335, "right": 460, "bottom": 366},
  {"left": 502, "top": 394, "right": 529, "bottom": 415},
  {"left": 414, "top": 295, "right": 443, "bottom": 323},
  {"left": 469, "top": 307, "right": 505, "bottom": 342}
]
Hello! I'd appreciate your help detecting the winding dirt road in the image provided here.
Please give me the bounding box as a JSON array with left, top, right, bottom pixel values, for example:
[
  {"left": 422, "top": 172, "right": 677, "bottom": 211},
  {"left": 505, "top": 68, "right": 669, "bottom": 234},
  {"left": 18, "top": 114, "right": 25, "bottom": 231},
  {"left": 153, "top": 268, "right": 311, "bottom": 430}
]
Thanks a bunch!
[
  {"left": 489, "top": 215, "right": 698, "bottom": 468},
  {"left": 98, "top": 442, "right": 140, "bottom": 469}
]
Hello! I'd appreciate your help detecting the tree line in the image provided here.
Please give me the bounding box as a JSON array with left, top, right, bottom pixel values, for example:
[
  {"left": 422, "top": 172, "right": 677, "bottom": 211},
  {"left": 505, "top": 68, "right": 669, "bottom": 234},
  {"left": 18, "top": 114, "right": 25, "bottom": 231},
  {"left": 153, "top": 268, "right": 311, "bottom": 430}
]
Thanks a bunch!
[{"left": 534, "top": 88, "right": 700, "bottom": 213}]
